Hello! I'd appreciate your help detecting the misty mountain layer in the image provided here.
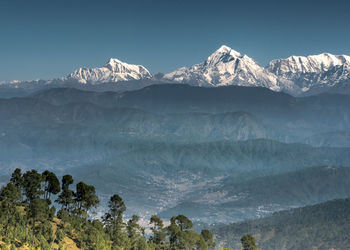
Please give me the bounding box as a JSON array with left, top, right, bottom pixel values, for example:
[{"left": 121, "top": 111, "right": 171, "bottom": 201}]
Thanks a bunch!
[{"left": 1, "top": 84, "right": 350, "bottom": 223}]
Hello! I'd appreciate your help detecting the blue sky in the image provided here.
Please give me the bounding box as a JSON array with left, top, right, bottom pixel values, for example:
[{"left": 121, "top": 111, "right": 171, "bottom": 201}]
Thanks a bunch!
[{"left": 1, "top": 0, "right": 350, "bottom": 81}]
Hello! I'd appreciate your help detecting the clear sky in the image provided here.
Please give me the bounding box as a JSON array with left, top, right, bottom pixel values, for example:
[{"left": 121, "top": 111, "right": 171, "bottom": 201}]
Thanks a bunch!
[{"left": 1, "top": 0, "right": 350, "bottom": 81}]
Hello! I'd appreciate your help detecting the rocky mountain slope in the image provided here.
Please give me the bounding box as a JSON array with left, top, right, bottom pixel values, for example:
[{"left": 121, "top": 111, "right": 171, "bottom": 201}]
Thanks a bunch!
[
  {"left": 163, "top": 45, "right": 280, "bottom": 91},
  {"left": 67, "top": 58, "right": 152, "bottom": 84},
  {"left": 164, "top": 45, "right": 350, "bottom": 95}
]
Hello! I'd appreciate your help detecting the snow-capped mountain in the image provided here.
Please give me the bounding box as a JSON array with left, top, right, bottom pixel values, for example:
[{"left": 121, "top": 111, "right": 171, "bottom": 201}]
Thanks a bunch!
[
  {"left": 163, "top": 45, "right": 281, "bottom": 91},
  {"left": 164, "top": 45, "right": 350, "bottom": 95},
  {"left": 267, "top": 54, "right": 350, "bottom": 93},
  {"left": 67, "top": 58, "right": 152, "bottom": 84},
  {"left": 1, "top": 46, "right": 350, "bottom": 96}
]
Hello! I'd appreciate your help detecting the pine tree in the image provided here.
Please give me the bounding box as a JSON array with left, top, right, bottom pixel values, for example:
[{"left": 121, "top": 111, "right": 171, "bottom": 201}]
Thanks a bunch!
[
  {"left": 55, "top": 174, "right": 74, "bottom": 210},
  {"left": 201, "top": 229, "right": 216, "bottom": 249},
  {"left": 42, "top": 171, "right": 60, "bottom": 200},
  {"left": 241, "top": 234, "right": 258, "bottom": 250},
  {"left": 22, "top": 170, "right": 44, "bottom": 203},
  {"left": 149, "top": 215, "right": 168, "bottom": 246},
  {"left": 74, "top": 181, "right": 99, "bottom": 214}
]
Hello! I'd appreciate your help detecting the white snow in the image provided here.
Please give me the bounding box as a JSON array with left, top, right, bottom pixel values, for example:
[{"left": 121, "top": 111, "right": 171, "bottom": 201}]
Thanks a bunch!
[
  {"left": 164, "top": 45, "right": 350, "bottom": 95},
  {"left": 163, "top": 45, "right": 280, "bottom": 91},
  {"left": 2, "top": 46, "right": 350, "bottom": 96},
  {"left": 267, "top": 52, "right": 350, "bottom": 93},
  {"left": 66, "top": 58, "right": 152, "bottom": 84}
]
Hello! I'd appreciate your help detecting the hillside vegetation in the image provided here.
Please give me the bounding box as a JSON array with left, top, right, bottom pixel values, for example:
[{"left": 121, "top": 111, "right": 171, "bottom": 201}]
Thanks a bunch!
[
  {"left": 213, "top": 198, "right": 350, "bottom": 249},
  {"left": 0, "top": 168, "right": 215, "bottom": 249}
]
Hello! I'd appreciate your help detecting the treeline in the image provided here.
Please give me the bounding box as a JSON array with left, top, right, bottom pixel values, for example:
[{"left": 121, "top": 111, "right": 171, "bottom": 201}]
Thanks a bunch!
[{"left": 0, "top": 168, "right": 215, "bottom": 249}]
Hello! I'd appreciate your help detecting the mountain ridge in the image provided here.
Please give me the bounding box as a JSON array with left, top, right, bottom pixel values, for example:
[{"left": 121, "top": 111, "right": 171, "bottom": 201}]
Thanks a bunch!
[
  {"left": 67, "top": 58, "right": 152, "bottom": 84},
  {"left": 164, "top": 45, "right": 350, "bottom": 95},
  {"left": 163, "top": 45, "right": 280, "bottom": 90},
  {"left": 1, "top": 46, "right": 350, "bottom": 96},
  {"left": 213, "top": 197, "right": 350, "bottom": 249}
]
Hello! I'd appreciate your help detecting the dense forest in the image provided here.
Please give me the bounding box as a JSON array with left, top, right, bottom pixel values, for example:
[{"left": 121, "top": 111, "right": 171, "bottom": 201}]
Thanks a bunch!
[{"left": 0, "top": 168, "right": 218, "bottom": 249}]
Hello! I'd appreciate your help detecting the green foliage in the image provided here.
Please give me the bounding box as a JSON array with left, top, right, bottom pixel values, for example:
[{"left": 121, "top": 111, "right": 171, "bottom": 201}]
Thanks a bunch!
[
  {"left": 55, "top": 174, "right": 74, "bottom": 211},
  {"left": 10, "top": 168, "right": 23, "bottom": 189},
  {"left": 42, "top": 170, "right": 61, "bottom": 199},
  {"left": 27, "top": 198, "right": 50, "bottom": 223},
  {"left": 35, "top": 221, "right": 53, "bottom": 243},
  {"left": 149, "top": 215, "right": 167, "bottom": 246},
  {"left": 76, "top": 220, "right": 111, "bottom": 249},
  {"left": 167, "top": 214, "right": 209, "bottom": 250},
  {"left": 0, "top": 182, "right": 21, "bottom": 203},
  {"left": 241, "top": 234, "right": 258, "bottom": 250},
  {"left": 127, "top": 215, "right": 147, "bottom": 249},
  {"left": 55, "top": 228, "right": 65, "bottom": 243},
  {"left": 74, "top": 181, "right": 99, "bottom": 213},
  {"left": 22, "top": 170, "right": 44, "bottom": 203},
  {"left": 57, "top": 208, "right": 70, "bottom": 222},
  {"left": 109, "top": 194, "right": 126, "bottom": 218},
  {"left": 170, "top": 214, "right": 193, "bottom": 231},
  {"left": 103, "top": 194, "right": 129, "bottom": 248},
  {"left": 201, "top": 229, "right": 216, "bottom": 249},
  {"left": 0, "top": 168, "right": 215, "bottom": 249}
]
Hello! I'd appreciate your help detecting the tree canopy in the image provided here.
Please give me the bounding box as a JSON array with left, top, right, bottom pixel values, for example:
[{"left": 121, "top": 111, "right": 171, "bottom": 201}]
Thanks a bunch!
[{"left": 0, "top": 168, "right": 216, "bottom": 249}]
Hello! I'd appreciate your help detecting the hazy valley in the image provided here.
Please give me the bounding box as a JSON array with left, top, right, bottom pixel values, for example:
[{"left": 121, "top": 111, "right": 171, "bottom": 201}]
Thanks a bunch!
[
  {"left": 1, "top": 84, "right": 350, "bottom": 227},
  {"left": 2, "top": 46, "right": 350, "bottom": 249}
]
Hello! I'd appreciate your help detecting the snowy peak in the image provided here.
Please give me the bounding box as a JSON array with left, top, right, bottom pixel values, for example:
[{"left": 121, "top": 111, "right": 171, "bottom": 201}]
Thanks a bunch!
[
  {"left": 268, "top": 53, "right": 350, "bottom": 75},
  {"left": 164, "top": 45, "right": 279, "bottom": 90},
  {"left": 104, "top": 58, "right": 124, "bottom": 71},
  {"left": 202, "top": 45, "right": 247, "bottom": 71},
  {"left": 267, "top": 53, "right": 350, "bottom": 93},
  {"left": 2, "top": 47, "right": 350, "bottom": 96},
  {"left": 67, "top": 58, "right": 152, "bottom": 84},
  {"left": 206, "top": 45, "right": 243, "bottom": 64},
  {"left": 164, "top": 47, "right": 350, "bottom": 95},
  {"left": 216, "top": 45, "right": 238, "bottom": 54}
]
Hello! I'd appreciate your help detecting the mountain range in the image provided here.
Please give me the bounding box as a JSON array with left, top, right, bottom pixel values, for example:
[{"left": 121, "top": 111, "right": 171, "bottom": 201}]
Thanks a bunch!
[
  {"left": 1, "top": 84, "right": 350, "bottom": 223},
  {"left": 2, "top": 44, "right": 350, "bottom": 247},
  {"left": 164, "top": 45, "right": 350, "bottom": 96},
  {"left": 1, "top": 45, "right": 350, "bottom": 96}
]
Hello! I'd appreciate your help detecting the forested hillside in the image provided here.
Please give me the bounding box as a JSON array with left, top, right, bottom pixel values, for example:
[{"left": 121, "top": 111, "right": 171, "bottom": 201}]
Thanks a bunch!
[
  {"left": 213, "top": 198, "right": 350, "bottom": 249},
  {"left": 0, "top": 168, "right": 215, "bottom": 249}
]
